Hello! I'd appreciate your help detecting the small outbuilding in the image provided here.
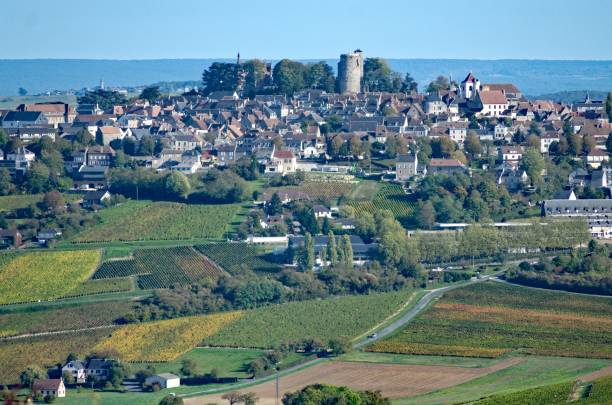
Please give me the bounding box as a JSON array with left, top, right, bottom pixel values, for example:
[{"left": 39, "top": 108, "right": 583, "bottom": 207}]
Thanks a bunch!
[{"left": 145, "top": 373, "right": 181, "bottom": 389}]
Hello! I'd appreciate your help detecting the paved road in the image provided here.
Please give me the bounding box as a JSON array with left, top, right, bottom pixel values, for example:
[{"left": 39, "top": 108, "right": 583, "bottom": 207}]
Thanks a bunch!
[{"left": 353, "top": 273, "right": 500, "bottom": 349}]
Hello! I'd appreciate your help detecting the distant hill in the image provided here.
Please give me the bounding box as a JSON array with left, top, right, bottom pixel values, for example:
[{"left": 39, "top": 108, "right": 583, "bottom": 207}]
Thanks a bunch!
[
  {"left": 1, "top": 59, "right": 611, "bottom": 96},
  {"left": 531, "top": 90, "right": 610, "bottom": 104}
]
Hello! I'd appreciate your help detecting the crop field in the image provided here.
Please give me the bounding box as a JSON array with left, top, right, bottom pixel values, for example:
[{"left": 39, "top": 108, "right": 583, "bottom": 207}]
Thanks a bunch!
[
  {"left": 0, "top": 329, "right": 110, "bottom": 384},
  {"left": 62, "top": 277, "right": 133, "bottom": 297},
  {"left": 401, "top": 356, "right": 612, "bottom": 405},
  {"left": 348, "top": 183, "right": 416, "bottom": 224},
  {"left": 188, "top": 358, "right": 522, "bottom": 405},
  {"left": 263, "top": 181, "right": 356, "bottom": 201},
  {"left": 93, "top": 246, "right": 227, "bottom": 289},
  {"left": 203, "top": 290, "right": 412, "bottom": 348},
  {"left": 73, "top": 202, "right": 239, "bottom": 242},
  {"left": 195, "top": 243, "right": 282, "bottom": 274},
  {"left": 0, "top": 194, "right": 42, "bottom": 212},
  {"left": 367, "top": 282, "right": 612, "bottom": 359},
  {"left": 94, "top": 311, "right": 242, "bottom": 361},
  {"left": 0, "top": 300, "right": 133, "bottom": 337},
  {"left": 0, "top": 250, "right": 101, "bottom": 304}
]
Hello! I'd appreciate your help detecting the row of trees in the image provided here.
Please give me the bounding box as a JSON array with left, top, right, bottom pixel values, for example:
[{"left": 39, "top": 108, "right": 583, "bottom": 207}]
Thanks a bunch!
[
  {"left": 296, "top": 232, "right": 354, "bottom": 271},
  {"left": 201, "top": 58, "right": 418, "bottom": 96}
]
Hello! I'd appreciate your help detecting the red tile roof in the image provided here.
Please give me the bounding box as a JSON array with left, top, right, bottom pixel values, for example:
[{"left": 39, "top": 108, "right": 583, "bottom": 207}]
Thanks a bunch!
[
  {"left": 479, "top": 90, "right": 508, "bottom": 105},
  {"left": 273, "top": 150, "right": 294, "bottom": 159}
]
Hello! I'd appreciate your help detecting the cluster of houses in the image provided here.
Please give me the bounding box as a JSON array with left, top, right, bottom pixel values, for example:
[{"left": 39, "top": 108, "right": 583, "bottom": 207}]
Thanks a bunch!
[
  {"left": 1, "top": 69, "right": 611, "bottom": 239},
  {"left": 26, "top": 358, "right": 181, "bottom": 399}
]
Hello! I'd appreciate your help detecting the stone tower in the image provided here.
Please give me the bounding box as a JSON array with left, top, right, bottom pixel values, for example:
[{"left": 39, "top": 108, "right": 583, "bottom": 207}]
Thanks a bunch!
[{"left": 337, "top": 50, "right": 364, "bottom": 94}]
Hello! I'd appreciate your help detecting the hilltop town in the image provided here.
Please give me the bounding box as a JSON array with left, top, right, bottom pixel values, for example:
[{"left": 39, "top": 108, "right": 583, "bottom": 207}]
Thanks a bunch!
[{"left": 0, "top": 52, "right": 611, "bottom": 405}]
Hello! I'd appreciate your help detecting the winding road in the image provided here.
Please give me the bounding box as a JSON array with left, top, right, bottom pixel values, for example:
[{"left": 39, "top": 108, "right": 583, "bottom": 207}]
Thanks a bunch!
[{"left": 182, "top": 273, "right": 503, "bottom": 400}]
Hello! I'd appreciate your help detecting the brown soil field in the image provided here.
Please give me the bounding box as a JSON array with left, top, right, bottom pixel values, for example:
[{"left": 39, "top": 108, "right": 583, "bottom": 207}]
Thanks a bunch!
[
  {"left": 579, "top": 365, "right": 612, "bottom": 382},
  {"left": 185, "top": 357, "right": 524, "bottom": 405}
]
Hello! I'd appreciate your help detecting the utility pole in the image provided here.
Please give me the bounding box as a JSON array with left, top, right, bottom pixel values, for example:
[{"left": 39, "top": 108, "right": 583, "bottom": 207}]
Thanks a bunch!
[{"left": 275, "top": 365, "right": 280, "bottom": 405}]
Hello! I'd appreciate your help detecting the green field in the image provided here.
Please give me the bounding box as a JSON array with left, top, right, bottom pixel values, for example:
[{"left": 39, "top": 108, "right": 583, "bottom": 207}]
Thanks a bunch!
[
  {"left": 93, "top": 246, "right": 226, "bottom": 289},
  {"left": 348, "top": 183, "right": 416, "bottom": 225},
  {"left": 195, "top": 243, "right": 282, "bottom": 274},
  {"left": 368, "top": 282, "right": 612, "bottom": 359},
  {"left": 0, "top": 250, "right": 101, "bottom": 304},
  {"left": 204, "top": 290, "right": 414, "bottom": 348},
  {"left": 399, "top": 356, "right": 612, "bottom": 404},
  {"left": 0, "top": 94, "right": 76, "bottom": 109},
  {"left": 129, "top": 347, "right": 267, "bottom": 378},
  {"left": 340, "top": 351, "right": 502, "bottom": 368},
  {"left": 73, "top": 201, "right": 239, "bottom": 242},
  {"left": 0, "top": 193, "right": 80, "bottom": 213},
  {"left": 0, "top": 300, "right": 133, "bottom": 337}
]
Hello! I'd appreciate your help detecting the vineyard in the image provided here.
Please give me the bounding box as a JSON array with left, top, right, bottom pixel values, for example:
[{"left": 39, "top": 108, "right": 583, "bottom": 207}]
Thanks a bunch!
[
  {"left": 203, "top": 290, "right": 413, "bottom": 348},
  {"left": 93, "top": 246, "right": 227, "bottom": 289},
  {"left": 0, "top": 300, "right": 134, "bottom": 337},
  {"left": 194, "top": 243, "right": 282, "bottom": 274},
  {"left": 263, "top": 181, "right": 356, "bottom": 201},
  {"left": 62, "top": 277, "right": 133, "bottom": 297},
  {"left": 473, "top": 376, "right": 612, "bottom": 404},
  {"left": 348, "top": 183, "right": 417, "bottom": 225},
  {"left": 73, "top": 202, "right": 239, "bottom": 242},
  {"left": 94, "top": 311, "right": 243, "bottom": 361},
  {"left": 367, "top": 282, "right": 612, "bottom": 359},
  {"left": 0, "top": 250, "right": 101, "bottom": 304},
  {"left": 0, "top": 329, "right": 110, "bottom": 384}
]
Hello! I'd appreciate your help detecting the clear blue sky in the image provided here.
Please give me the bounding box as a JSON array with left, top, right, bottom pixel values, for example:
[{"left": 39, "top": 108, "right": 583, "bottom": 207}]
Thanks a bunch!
[{"left": 4, "top": 0, "right": 612, "bottom": 60}]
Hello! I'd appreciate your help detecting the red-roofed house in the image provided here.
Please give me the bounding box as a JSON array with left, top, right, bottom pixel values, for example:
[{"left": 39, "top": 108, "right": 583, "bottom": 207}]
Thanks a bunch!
[
  {"left": 475, "top": 91, "right": 509, "bottom": 117},
  {"left": 265, "top": 150, "right": 297, "bottom": 175}
]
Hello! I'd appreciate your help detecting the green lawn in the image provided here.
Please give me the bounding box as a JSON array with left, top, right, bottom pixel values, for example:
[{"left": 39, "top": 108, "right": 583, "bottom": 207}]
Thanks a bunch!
[
  {"left": 397, "top": 356, "right": 612, "bottom": 405},
  {"left": 129, "top": 347, "right": 266, "bottom": 378},
  {"left": 348, "top": 180, "right": 381, "bottom": 200}
]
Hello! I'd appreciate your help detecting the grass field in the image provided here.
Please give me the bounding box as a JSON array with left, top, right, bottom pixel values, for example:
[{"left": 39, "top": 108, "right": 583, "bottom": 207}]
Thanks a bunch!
[
  {"left": 94, "top": 312, "right": 243, "bottom": 361},
  {"left": 93, "top": 246, "right": 227, "bottom": 289},
  {"left": 203, "top": 290, "right": 413, "bottom": 348},
  {"left": 399, "top": 356, "right": 612, "bottom": 404},
  {"left": 348, "top": 183, "right": 416, "bottom": 225},
  {"left": 73, "top": 201, "right": 239, "bottom": 242},
  {"left": 129, "top": 347, "right": 267, "bottom": 378},
  {"left": 0, "top": 330, "right": 110, "bottom": 384},
  {"left": 62, "top": 277, "right": 133, "bottom": 297},
  {"left": 0, "top": 299, "right": 133, "bottom": 337},
  {"left": 0, "top": 250, "right": 101, "bottom": 304},
  {"left": 194, "top": 243, "right": 282, "bottom": 274},
  {"left": 368, "top": 282, "right": 612, "bottom": 359},
  {"left": 340, "top": 352, "right": 502, "bottom": 368},
  {"left": 0, "top": 193, "right": 81, "bottom": 213}
]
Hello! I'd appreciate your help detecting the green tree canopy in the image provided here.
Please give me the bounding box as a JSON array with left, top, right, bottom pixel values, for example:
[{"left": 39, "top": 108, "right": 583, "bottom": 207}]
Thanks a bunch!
[
  {"left": 140, "top": 86, "right": 161, "bottom": 103},
  {"left": 77, "top": 89, "right": 127, "bottom": 112},
  {"left": 273, "top": 59, "right": 306, "bottom": 96}
]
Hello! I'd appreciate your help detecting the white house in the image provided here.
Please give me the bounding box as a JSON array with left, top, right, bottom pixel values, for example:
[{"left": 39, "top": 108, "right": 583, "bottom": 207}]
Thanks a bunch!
[
  {"left": 145, "top": 373, "right": 181, "bottom": 389},
  {"left": 585, "top": 149, "right": 609, "bottom": 169},
  {"left": 475, "top": 91, "right": 508, "bottom": 117},
  {"left": 540, "top": 134, "right": 560, "bottom": 154},
  {"left": 32, "top": 379, "right": 66, "bottom": 398},
  {"left": 265, "top": 150, "right": 297, "bottom": 175}
]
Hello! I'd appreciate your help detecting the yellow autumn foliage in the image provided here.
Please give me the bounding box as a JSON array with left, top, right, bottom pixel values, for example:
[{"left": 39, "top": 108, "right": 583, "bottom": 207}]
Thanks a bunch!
[
  {"left": 94, "top": 311, "right": 243, "bottom": 361},
  {"left": 0, "top": 250, "right": 101, "bottom": 304}
]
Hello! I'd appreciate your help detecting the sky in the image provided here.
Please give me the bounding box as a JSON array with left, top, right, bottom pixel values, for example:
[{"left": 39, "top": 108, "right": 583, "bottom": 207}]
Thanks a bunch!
[{"left": 3, "top": 0, "right": 612, "bottom": 60}]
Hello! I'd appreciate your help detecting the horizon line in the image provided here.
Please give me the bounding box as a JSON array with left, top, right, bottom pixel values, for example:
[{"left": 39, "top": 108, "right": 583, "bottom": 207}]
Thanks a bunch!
[{"left": 2, "top": 57, "right": 612, "bottom": 62}]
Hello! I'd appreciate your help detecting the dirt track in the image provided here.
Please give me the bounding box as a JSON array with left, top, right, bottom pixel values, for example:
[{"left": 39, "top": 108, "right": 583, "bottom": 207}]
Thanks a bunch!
[
  {"left": 579, "top": 365, "right": 612, "bottom": 382},
  {"left": 184, "top": 357, "right": 524, "bottom": 405}
]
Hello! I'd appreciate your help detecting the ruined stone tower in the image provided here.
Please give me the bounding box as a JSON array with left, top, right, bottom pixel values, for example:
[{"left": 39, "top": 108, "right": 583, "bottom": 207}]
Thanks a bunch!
[{"left": 337, "top": 50, "right": 364, "bottom": 94}]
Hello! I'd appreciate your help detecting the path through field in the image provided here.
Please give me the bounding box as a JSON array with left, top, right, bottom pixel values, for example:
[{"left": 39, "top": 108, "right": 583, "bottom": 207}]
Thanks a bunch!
[{"left": 185, "top": 358, "right": 524, "bottom": 405}]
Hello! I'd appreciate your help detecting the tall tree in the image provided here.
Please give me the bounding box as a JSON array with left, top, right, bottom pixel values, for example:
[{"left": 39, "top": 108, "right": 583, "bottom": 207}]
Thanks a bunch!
[
  {"left": 273, "top": 59, "right": 306, "bottom": 96},
  {"left": 304, "top": 62, "right": 335, "bottom": 92},
  {"left": 426, "top": 76, "right": 450, "bottom": 93},
  {"left": 77, "top": 89, "right": 126, "bottom": 112},
  {"left": 520, "top": 148, "right": 545, "bottom": 186},
  {"left": 302, "top": 232, "right": 315, "bottom": 271},
  {"left": 401, "top": 73, "right": 418, "bottom": 93},
  {"left": 140, "top": 86, "right": 161, "bottom": 103},
  {"left": 606, "top": 92, "right": 612, "bottom": 123},
  {"left": 464, "top": 133, "right": 482, "bottom": 159},
  {"left": 341, "top": 234, "right": 353, "bottom": 265},
  {"left": 362, "top": 58, "right": 401, "bottom": 92},
  {"left": 202, "top": 62, "right": 240, "bottom": 94},
  {"left": 0, "top": 168, "right": 15, "bottom": 196},
  {"left": 326, "top": 231, "right": 338, "bottom": 266},
  {"left": 417, "top": 201, "right": 436, "bottom": 229}
]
